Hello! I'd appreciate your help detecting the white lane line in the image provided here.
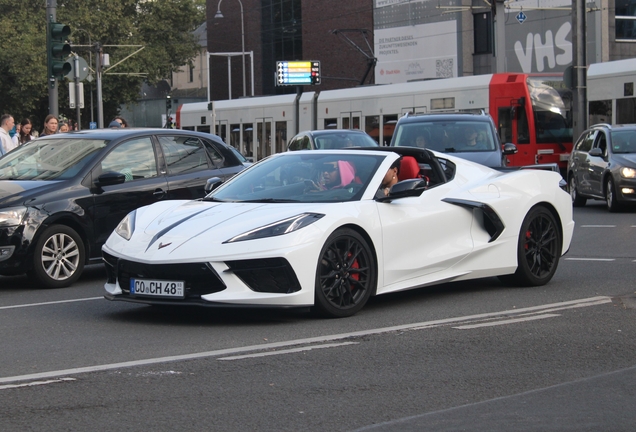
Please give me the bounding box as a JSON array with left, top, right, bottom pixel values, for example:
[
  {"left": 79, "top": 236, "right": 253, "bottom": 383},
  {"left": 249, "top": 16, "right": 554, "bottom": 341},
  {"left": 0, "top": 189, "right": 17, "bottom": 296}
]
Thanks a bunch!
[
  {"left": 453, "top": 313, "right": 561, "bottom": 330},
  {"left": 218, "top": 342, "right": 359, "bottom": 361},
  {"left": 580, "top": 225, "right": 616, "bottom": 228},
  {"left": 0, "top": 378, "right": 76, "bottom": 390},
  {"left": 0, "top": 296, "right": 612, "bottom": 385},
  {"left": 0, "top": 297, "right": 103, "bottom": 311},
  {"left": 565, "top": 258, "right": 616, "bottom": 262}
]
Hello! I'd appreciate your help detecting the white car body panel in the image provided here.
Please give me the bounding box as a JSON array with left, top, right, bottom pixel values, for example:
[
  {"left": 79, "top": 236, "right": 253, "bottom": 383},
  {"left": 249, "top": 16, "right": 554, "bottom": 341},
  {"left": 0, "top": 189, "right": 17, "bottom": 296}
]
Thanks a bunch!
[{"left": 103, "top": 148, "right": 574, "bottom": 311}]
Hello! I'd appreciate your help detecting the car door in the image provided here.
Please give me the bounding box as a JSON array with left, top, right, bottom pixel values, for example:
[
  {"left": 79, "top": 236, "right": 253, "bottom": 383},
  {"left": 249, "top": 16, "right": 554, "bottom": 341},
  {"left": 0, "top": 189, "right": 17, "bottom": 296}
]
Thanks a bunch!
[
  {"left": 588, "top": 130, "right": 609, "bottom": 197},
  {"left": 376, "top": 183, "right": 474, "bottom": 291},
  {"left": 89, "top": 136, "right": 168, "bottom": 252},
  {"left": 572, "top": 130, "right": 596, "bottom": 195},
  {"left": 157, "top": 135, "right": 217, "bottom": 200}
]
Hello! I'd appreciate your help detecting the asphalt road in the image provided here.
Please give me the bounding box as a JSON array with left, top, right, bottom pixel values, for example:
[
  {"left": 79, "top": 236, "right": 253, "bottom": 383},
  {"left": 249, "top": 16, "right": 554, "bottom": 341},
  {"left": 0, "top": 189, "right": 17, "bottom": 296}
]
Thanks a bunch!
[{"left": 1, "top": 200, "right": 635, "bottom": 431}]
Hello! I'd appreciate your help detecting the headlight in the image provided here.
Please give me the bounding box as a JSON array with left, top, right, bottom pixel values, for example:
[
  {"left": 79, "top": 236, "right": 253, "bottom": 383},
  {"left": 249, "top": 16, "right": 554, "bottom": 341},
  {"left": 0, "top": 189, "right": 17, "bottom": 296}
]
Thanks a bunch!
[
  {"left": 224, "top": 213, "right": 324, "bottom": 243},
  {"left": 620, "top": 167, "right": 636, "bottom": 178},
  {"left": 0, "top": 207, "right": 27, "bottom": 227},
  {"left": 115, "top": 210, "right": 136, "bottom": 240}
]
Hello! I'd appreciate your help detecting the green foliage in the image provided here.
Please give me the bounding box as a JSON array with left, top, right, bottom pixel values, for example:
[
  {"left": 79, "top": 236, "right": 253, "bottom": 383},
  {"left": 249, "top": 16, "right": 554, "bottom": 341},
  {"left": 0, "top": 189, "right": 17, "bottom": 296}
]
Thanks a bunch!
[{"left": 0, "top": 0, "right": 204, "bottom": 130}]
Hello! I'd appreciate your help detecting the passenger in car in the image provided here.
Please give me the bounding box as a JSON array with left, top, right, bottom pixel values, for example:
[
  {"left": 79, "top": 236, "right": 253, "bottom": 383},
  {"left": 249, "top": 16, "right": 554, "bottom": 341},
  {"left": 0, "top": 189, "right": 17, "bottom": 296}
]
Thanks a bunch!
[{"left": 376, "top": 157, "right": 402, "bottom": 198}]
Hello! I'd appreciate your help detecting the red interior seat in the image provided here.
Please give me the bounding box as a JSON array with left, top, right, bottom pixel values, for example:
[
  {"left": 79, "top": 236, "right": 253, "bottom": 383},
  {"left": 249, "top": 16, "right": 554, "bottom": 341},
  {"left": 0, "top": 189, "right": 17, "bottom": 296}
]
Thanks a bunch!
[{"left": 397, "top": 156, "right": 420, "bottom": 181}]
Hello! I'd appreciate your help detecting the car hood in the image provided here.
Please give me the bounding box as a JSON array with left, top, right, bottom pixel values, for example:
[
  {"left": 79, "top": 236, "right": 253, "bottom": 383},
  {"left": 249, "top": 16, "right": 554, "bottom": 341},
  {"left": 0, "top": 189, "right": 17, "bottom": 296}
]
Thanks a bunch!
[
  {"left": 613, "top": 153, "right": 636, "bottom": 166},
  {"left": 128, "top": 199, "right": 331, "bottom": 257},
  {"left": 0, "top": 180, "right": 64, "bottom": 207}
]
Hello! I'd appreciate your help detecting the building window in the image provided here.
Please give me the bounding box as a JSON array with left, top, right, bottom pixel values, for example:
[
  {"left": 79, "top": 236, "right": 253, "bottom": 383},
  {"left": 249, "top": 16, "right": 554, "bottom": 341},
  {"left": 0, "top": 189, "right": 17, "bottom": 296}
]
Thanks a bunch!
[
  {"left": 616, "top": 0, "right": 636, "bottom": 41},
  {"left": 188, "top": 64, "right": 195, "bottom": 83},
  {"left": 474, "top": 12, "right": 492, "bottom": 54}
]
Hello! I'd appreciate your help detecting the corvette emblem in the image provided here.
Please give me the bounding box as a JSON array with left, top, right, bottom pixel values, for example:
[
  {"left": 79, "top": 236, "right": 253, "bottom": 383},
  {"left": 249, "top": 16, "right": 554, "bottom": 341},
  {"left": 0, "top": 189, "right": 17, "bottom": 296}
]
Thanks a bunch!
[{"left": 158, "top": 242, "right": 172, "bottom": 250}]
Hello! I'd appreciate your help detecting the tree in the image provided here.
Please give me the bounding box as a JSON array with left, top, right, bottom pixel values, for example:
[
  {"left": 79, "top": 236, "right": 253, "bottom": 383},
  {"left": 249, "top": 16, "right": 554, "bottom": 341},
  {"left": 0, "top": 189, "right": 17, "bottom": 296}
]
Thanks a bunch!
[{"left": 0, "top": 0, "right": 204, "bottom": 130}]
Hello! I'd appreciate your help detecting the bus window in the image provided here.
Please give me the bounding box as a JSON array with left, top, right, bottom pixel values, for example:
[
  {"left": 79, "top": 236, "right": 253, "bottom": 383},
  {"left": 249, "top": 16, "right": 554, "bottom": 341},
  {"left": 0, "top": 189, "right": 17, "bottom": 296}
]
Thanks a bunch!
[
  {"left": 617, "top": 98, "right": 636, "bottom": 124},
  {"left": 589, "top": 100, "right": 612, "bottom": 125},
  {"left": 324, "top": 118, "right": 337, "bottom": 129}
]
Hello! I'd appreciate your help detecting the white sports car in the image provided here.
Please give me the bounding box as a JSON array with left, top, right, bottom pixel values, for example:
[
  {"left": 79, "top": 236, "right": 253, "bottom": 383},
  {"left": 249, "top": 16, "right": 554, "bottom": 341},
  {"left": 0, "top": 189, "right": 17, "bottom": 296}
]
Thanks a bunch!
[{"left": 103, "top": 147, "right": 574, "bottom": 318}]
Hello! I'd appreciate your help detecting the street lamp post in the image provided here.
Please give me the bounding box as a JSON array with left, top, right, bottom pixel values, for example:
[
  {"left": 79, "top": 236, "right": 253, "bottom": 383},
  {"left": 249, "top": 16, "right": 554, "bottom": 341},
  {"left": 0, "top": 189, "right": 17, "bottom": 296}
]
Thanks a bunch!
[{"left": 215, "top": 0, "right": 246, "bottom": 98}]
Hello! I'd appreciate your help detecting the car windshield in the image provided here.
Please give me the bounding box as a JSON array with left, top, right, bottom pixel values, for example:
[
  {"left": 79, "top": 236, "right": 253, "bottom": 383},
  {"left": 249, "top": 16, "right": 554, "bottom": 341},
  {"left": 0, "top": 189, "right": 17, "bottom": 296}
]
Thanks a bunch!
[
  {"left": 394, "top": 121, "right": 496, "bottom": 153},
  {"left": 0, "top": 138, "right": 108, "bottom": 180},
  {"left": 313, "top": 132, "right": 379, "bottom": 149},
  {"left": 611, "top": 130, "right": 636, "bottom": 154},
  {"left": 207, "top": 152, "right": 385, "bottom": 203}
]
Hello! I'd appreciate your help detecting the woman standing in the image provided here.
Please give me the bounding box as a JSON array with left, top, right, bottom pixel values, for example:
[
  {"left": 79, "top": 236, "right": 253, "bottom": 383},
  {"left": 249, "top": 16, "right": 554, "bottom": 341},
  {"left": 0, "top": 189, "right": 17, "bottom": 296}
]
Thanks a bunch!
[
  {"left": 40, "top": 115, "right": 58, "bottom": 136},
  {"left": 16, "top": 118, "right": 35, "bottom": 145}
]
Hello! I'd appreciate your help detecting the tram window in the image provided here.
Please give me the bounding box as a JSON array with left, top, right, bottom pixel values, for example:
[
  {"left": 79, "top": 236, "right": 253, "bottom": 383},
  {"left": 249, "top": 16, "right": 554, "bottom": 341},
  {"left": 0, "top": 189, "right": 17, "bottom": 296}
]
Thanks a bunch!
[
  {"left": 324, "top": 118, "right": 337, "bottom": 129},
  {"left": 383, "top": 115, "right": 398, "bottom": 146},
  {"left": 197, "top": 126, "right": 210, "bottom": 133},
  {"left": 365, "top": 116, "right": 380, "bottom": 144},
  {"left": 275, "top": 121, "right": 287, "bottom": 153},
  {"left": 230, "top": 124, "right": 241, "bottom": 149},
  {"left": 498, "top": 108, "right": 512, "bottom": 144},
  {"left": 182, "top": 126, "right": 195, "bottom": 131},
  {"left": 517, "top": 105, "right": 530, "bottom": 144},
  {"left": 589, "top": 100, "right": 612, "bottom": 125},
  {"left": 617, "top": 98, "right": 636, "bottom": 124}
]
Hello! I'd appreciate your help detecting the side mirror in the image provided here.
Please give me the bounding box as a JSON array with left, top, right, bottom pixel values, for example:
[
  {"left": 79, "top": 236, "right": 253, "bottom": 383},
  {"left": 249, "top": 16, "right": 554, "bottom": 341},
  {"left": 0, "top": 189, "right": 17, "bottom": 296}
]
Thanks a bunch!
[
  {"left": 377, "top": 178, "right": 428, "bottom": 202},
  {"left": 589, "top": 148, "right": 603, "bottom": 157},
  {"left": 204, "top": 177, "right": 223, "bottom": 193},
  {"left": 502, "top": 143, "right": 518, "bottom": 155},
  {"left": 96, "top": 171, "right": 126, "bottom": 187}
]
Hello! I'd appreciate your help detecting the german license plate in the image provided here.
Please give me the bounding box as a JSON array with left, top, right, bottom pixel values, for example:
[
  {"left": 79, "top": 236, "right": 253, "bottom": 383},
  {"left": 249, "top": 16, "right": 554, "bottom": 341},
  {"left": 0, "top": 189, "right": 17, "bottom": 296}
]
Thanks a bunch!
[{"left": 130, "top": 278, "right": 184, "bottom": 298}]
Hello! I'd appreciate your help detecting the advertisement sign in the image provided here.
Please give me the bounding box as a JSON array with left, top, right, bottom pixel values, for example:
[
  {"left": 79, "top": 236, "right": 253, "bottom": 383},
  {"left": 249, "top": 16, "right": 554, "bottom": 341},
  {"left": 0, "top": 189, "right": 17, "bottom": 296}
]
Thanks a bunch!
[{"left": 374, "top": 21, "right": 457, "bottom": 84}]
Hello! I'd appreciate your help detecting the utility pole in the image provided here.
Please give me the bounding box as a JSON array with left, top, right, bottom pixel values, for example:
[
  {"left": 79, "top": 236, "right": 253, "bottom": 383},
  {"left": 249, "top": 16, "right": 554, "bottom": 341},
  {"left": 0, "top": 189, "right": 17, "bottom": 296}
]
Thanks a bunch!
[
  {"left": 572, "top": 1, "right": 587, "bottom": 140},
  {"left": 46, "top": 0, "right": 58, "bottom": 117}
]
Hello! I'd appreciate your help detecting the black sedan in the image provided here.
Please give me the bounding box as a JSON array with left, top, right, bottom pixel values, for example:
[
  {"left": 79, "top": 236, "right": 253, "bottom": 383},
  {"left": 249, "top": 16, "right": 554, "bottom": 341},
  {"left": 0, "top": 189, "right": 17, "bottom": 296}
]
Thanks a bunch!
[
  {"left": 568, "top": 124, "right": 636, "bottom": 211},
  {"left": 287, "top": 129, "right": 379, "bottom": 151},
  {"left": 0, "top": 128, "right": 249, "bottom": 288}
]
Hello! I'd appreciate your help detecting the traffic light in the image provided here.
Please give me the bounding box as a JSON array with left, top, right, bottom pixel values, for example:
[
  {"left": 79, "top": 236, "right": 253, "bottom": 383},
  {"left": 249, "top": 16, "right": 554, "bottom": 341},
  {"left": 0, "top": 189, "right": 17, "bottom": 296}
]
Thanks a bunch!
[
  {"left": 47, "top": 22, "right": 71, "bottom": 83},
  {"left": 166, "top": 95, "right": 172, "bottom": 111}
]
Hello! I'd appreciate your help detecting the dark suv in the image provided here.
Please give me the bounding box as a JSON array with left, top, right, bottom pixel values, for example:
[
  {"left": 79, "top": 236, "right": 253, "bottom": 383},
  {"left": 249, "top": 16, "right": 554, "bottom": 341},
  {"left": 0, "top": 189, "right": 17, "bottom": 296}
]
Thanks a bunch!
[
  {"left": 568, "top": 123, "right": 636, "bottom": 211},
  {"left": 390, "top": 112, "right": 517, "bottom": 168},
  {"left": 0, "top": 128, "right": 249, "bottom": 288}
]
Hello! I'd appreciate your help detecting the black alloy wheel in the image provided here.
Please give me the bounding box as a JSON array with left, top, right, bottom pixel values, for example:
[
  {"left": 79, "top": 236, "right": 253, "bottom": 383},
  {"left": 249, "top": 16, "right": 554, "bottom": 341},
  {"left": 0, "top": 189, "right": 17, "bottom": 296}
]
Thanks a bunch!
[
  {"left": 31, "top": 225, "right": 85, "bottom": 288},
  {"left": 314, "top": 228, "right": 376, "bottom": 318},
  {"left": 499, "top": 206, "right": 561, "bottom": 287},
  {"left": 569, "top": 175, "right": 586, "bottom": 207}
]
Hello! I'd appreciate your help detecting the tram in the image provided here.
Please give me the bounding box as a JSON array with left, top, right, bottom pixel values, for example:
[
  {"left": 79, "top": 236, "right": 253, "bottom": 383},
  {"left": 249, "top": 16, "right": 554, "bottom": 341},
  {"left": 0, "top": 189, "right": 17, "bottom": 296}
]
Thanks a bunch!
[
  {"left": 177, "top": 72, "right": 573, "bottom": 168},
  {"left": 588, "top": 57, "right": 636, "bottom": 126}
]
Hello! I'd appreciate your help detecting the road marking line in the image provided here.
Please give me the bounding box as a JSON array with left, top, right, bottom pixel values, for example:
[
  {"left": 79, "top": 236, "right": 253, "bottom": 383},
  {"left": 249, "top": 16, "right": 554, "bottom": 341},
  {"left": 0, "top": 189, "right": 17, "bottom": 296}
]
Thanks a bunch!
[
  {"left": 565, "top": 258, "right": 616, "bottom": 262},
  {"left": 0, "top": 297, "right": 103, "bottom": 311},
  {"left": 0, "top": 377, "right": 76, "bottom": 390},
  {"left": 218, "top": 342, "right": 359, "bottom": 361},
  {"left": 453, "top": 313, "right": 561, "bottom": 329},
  {"left": 0, "top": 296, "right": 612, "bottom": 385},
  {"left": 580, "top": 225, "right": 616, "bottom": 228}
]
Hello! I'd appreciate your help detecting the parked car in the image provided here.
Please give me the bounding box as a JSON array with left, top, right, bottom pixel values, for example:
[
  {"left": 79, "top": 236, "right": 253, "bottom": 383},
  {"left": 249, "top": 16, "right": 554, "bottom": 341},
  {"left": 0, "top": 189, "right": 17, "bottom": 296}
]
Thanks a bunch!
[
  {"left": 287, "top": 129, "right": 379, "bottom": 151},
  {"left": 568, "top": 123, "right": 636, "bottom": 211},
  {"left": 103, "top": 147, "right": 573, "bottom": 318},
  {"left": 0, "top": 128, "right": 249, "bottom": 288},
  {"left": 390, "top": 112, "right": 517, "bottom": 168}
]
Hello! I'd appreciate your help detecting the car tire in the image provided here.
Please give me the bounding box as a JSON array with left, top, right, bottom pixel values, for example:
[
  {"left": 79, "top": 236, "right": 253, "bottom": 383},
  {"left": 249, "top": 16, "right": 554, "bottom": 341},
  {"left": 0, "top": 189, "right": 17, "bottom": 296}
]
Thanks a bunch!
[
  {"left": 605, "top": 178, "right": 621, "bottom": 213},
  {"left": 569, "top": 176, "right": 586, "bottom": 207},
  {"left": 498, "top": 206, "right": 561, "bottom": 287},
  {"left": 31, "top": 225, "right": 85, "bottom": 289},
  {"left": 313, "top": 228, "right": 376, "bottom": 318}
]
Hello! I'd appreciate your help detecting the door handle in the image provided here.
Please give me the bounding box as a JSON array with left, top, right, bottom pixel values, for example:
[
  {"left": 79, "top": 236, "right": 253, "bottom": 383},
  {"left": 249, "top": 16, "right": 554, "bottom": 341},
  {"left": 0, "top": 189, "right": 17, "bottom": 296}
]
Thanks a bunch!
[{"left": 153, "top": 188, "right": 166, "bottom": 199}]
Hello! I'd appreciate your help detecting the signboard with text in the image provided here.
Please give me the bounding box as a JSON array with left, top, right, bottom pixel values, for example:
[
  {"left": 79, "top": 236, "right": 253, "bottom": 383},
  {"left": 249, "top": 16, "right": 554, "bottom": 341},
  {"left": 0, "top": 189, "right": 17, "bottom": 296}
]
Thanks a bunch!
[{"left": 276, "top": 61, "right": 321, "bottom": 86}]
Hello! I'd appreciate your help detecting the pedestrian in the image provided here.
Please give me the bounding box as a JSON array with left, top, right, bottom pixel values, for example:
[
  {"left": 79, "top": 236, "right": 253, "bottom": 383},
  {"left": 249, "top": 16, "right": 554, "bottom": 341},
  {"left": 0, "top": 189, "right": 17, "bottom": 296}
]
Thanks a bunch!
[
  {"left": 11, "top": 122, "right": 21, "bottom": 147},
  {"left": 112, "top": 116, "right": 128, "bottom": 127},
  {"left": 59, "top": 122, "right": 70, "bottom": 133},
  {"left": 16, "top": 118, "right": 35, "bottom": 146},
  {"left": 40, "top": 115, "right": 58, "bottom": 136},
  {"left": 0, "top": 114, "right": 17, "bottom": 156}
]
